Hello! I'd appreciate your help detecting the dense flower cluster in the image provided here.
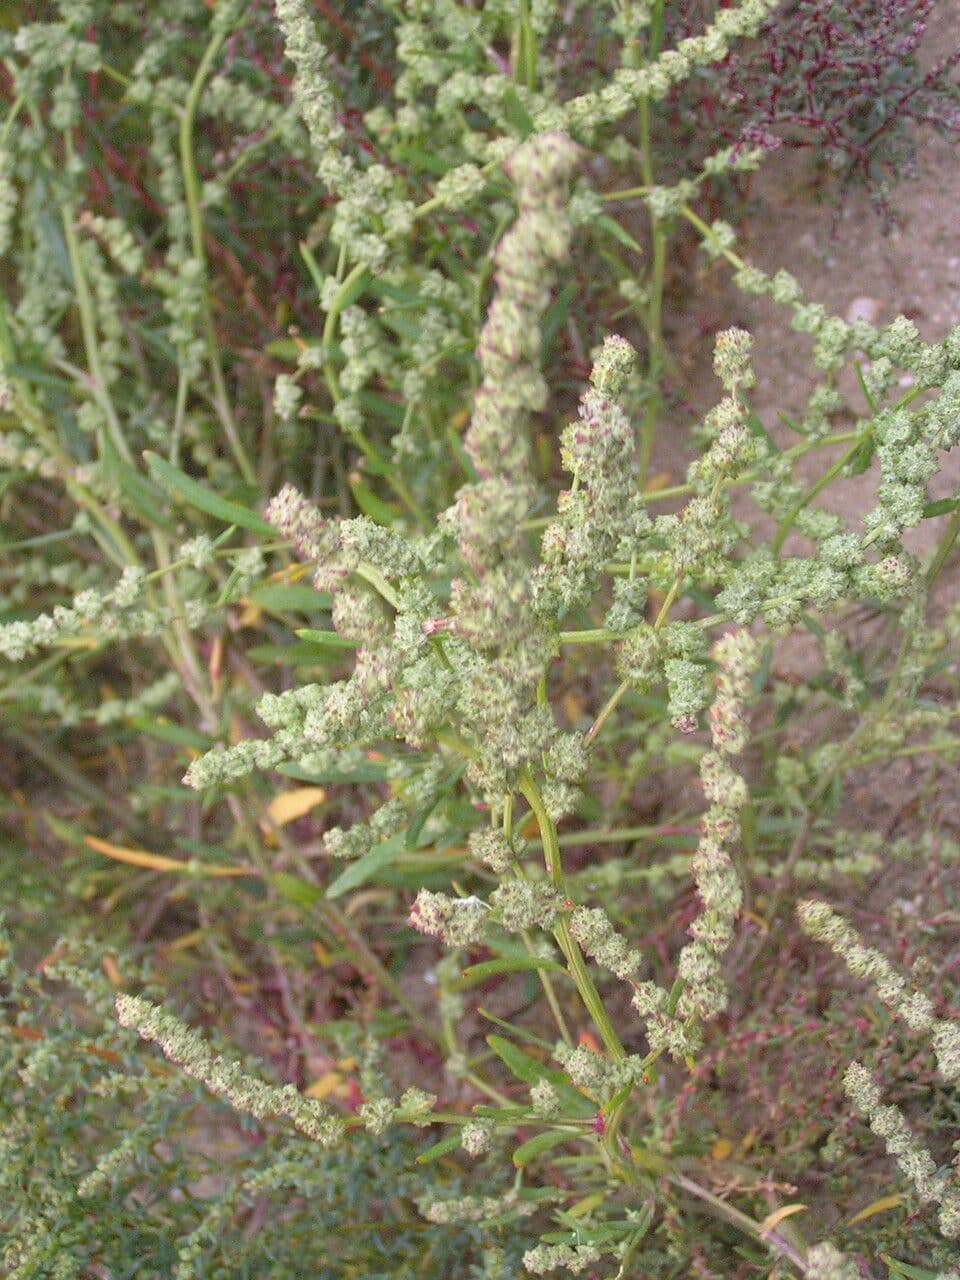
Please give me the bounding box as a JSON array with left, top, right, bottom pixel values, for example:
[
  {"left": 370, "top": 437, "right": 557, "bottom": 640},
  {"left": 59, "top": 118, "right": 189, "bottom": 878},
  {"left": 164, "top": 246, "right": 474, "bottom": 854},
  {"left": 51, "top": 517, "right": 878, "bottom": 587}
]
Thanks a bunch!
[
  {"left": 115, "top": 995, "right": 344, "bottom": 1146},
  {"left": 674, "top": 628, "right": 760, "bottom": 1020},
  {"left": 0, "top": 567, "right": 210, "bottom": 662},
  {"left": 448, "top": 130, "right": 580, "bottom": 558},
  {"left": 798, "top": 901, "right": 960, "bottom": 1081},
  {"left": 5, "top": 0, "right": 960, "bottom": 1272},
  {"left": 843, "top": 1062, "right": 960, "bottom": 1239},
  {"left": 536, "top": 335, "right": 651, "bottom": 618}
]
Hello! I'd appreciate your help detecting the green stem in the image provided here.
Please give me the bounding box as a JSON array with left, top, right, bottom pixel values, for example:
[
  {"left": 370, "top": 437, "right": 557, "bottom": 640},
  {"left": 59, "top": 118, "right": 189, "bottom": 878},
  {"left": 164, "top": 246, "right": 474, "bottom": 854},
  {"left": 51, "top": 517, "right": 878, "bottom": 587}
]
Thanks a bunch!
[
  {"left": 560, "top": 628, "right": 623, "bottom": 644},
  {"left": 1, "top": 91, "right": 26, "bottom": 147},
  {"left": 556, "top": 823, "right": 698, "bottom": 848},
  {"left": 179, "top": 12, "right": 256, "bottom": 485},
  {"left": 522, "top": 928, "right": 574, "bottom": 1048},
  {"left": 601, "top": 183, "right": 652, "bottom": 202},
  {"left": 639, "top": 218, "right": 666, "bottom": 491},
  {"left": 926, "top": 501, "right": 960, "bottom": 588},
  {"left": 680, "top": 203, "right": 745, "bottom": 272},
  {"left": 771, "top": 436, "right": 868, "bottom": 555},
  {"left": 653, "top": 578, "right": 680, "bottom": 629},
  {"left": 669, "top": 1173, "right": 808, "bottom": 1273},
  {"left": 629, "top": 429, "right": 864, "bottom": 507},
  {"left": 60, "top": 202, "right": 130, "bottom": 464},
  {"left": 0, "top": 297, "right": 141, "bottom": 570},
  {"left": 216, "top": 112, "right": 294, "bottom": 186},
  {"left": 316, "top": 259, "right": 425, "bottom": 524},
  {"left": 519, "top": 768, "right": 625, "bottom": 1060},
  {"left": 635, "top": 1, "right": 667, "bottom": 488},
  {"left": 586, "top": 678, "right": 630, "bottom": 744},
  {"left": 170, "top": 369, "right": 189, "bottom": 467},
  {"left": 515, "top": 0, "right": 537, "bottom": 91},
  {"left": 149, "top": 530, "right": 216, "bottom": 727}
]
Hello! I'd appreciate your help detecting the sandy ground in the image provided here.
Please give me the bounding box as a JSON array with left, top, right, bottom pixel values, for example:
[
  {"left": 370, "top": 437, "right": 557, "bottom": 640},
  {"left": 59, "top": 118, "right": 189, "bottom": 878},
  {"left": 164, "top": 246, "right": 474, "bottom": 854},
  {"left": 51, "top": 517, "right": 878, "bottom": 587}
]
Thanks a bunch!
[{"left": 670, "top": 2, "right": 960, "bottom": 563}]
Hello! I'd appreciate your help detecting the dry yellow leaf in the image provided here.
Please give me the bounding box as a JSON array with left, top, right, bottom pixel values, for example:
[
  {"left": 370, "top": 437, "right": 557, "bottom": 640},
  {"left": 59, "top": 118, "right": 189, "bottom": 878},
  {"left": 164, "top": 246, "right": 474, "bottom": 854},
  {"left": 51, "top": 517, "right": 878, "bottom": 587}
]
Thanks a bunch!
[
  {"left": 566, "top": 1193, "right": 605, "bottom": 1220},
  {"left": 643, "top": 471, "right": 672, "bottom": 494},
  {"left": 305, "top": 1070, "right": 344, "bottom": 1101},
  {"left": 84, "top": 834, "right": 257, "bottom": 878},
  {"left": 237, "top": 602, "right": 262, "bottom": 628},
  {"left": 164, "top": 929, "right": 205, "bottom": 954},
  {"left": 305, "top": 1054, "right": 358, "bottom": 1102},
  {"left": 711, "top": 1138, "right": 733, "bottom": 1161},
  {"left": 759, "top": 1204, "right": 807, "bottom": 1235},
  {"left": 562, "top": 691, "right": 586, "bottom": 722},
  {"left": 846, "top": 1194, "right": 901, "bottom": 1226},
  {"left": 280, "top": 563, "right": 313, "bottom": 583},
  {"left": 85, "top": 835, "right": 184, "bottom": 873},
  {"left": 208, "top": 634, "right": 224, "bottom": 684},
  {"left": 101, "top": 955, "right": 123, "bottom": 987},
  {"left": 264, "top": 786, "right": 327, "bottom": 828}
]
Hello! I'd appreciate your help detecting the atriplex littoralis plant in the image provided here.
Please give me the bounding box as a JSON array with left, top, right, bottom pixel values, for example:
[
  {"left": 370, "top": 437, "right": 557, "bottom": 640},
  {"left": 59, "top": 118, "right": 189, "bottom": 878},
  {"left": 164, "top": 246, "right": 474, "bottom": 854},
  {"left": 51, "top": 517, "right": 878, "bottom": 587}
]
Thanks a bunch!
[{"left": 3, "top": 0, "right": 960, "bottom": 1275}]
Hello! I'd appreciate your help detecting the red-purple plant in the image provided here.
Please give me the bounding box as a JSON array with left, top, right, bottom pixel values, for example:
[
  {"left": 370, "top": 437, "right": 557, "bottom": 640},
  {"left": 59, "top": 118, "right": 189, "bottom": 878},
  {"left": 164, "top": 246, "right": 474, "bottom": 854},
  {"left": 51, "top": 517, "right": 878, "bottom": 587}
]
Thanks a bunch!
[{"left": 672, "top": 0, "right": 960, "bottom": 230}]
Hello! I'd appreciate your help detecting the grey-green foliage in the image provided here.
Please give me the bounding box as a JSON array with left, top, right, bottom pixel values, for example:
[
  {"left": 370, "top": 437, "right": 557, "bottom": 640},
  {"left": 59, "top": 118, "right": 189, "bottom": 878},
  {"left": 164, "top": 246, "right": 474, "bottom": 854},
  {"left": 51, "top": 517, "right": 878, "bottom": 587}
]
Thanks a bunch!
[
  {"left": 0, "top": 920, "right": 522, "bottom": 1279},
  {"left": 5, "top": 0, "right": 960, "bottom": 1276}
]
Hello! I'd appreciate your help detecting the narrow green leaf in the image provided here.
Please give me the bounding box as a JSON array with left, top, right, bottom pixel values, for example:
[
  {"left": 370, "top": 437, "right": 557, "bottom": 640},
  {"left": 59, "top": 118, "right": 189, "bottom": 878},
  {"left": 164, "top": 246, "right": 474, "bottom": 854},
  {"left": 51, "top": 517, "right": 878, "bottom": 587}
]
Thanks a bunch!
[
  {"left": 405, "top": 764, "right": 467, "bottom": 850},
  {"left": 367, "top": 278, "right": 426, "bottom": 305},
  {"left": 101, "top": 437, "right": 174, "bottom": 531},
  {"left": 777, "top": 410, "right": 808, "bottom": 436},
  {"left": 596, "top": 214, "right": 642, "bottom": 254},
  {"left": 43, "top": 812, "right": 88, "bottom": 846},
  {"left": 743, "top": 397, "right": 780, "bottom": 453},
  {"left": 6, "top": 361, "right": 75, "bottom": 391},
  {"left": 128, "top": 715, "right": 211, "bottom": 750},
  {"left": 246, "top": 640, "right": 347, "bottom": 665},
  {"left": 846, "top": 434, "right": 875, "bottom": 476},
  {"left": 478, "top": 1008, "right": 555, "bottom": 1051},
  {"left": 542, "top": 1222, "right": 632, "bottom": 1246},
  {"left": 501, "top": 86, "right": 535, "bottom": 137},
  {"left": 249, "top": 584, "right": 333, "bottom": 612},
  {"left": 392, "top": 143, "right": 449, "bottom": 176},
  {"left": 923, "top": 497, "right": 960, "bottom": 518},
  {"left": 325, "top": 832, "right": 407, "bottom": 899},
  {"left": 378, "top": 311, "right": 421, "bottom": 341},
  {"left": 416, "top": 1135, "right": 462, "bottom": 1165},
  {"left": 297, "top": 241, "right": 327, "bottom": 299},
  {"left": 357, "top": 389, "right": 405, "bottom": 428},
  {"left": 348, "top": 474, "right": 397, "bottom": 524},
  {"left": 215, "top": 567, "right": 244, "bottom": 606},
  {"left": 278, "top": 759, "right": 390, "bottom": 784},
  {"left": 144, "top": 452, "right": 273, "bottom": 536},
  {"left": 487, "top": 1035, "right": 597, "bottom": 1117},
  {"left": 881, "top": 1258, "right": 941, "bottom": 1280},
  {"left": 541, "top": 280, "right": 578, "bottom": 357},
  {"left": 799, "top": 612, "right": 827, "bottom": 640},
  {"left": 454, "top": 956, "right": 566, "bottom": 989},
  {"left": 487, "top": 1034, "right": 553, "bottom": 1085},
  {"left": 512, "top": 1129, "right": 572, "bottom": 1167},
  {"left": 264, "top": 337, "right": 302, "bottom": 360},
  {"left": 294, "top": 629, "right": 358, "bottom": 650},
  {"left": 273, "top": 871, "right": 325, "bottom": 908}
]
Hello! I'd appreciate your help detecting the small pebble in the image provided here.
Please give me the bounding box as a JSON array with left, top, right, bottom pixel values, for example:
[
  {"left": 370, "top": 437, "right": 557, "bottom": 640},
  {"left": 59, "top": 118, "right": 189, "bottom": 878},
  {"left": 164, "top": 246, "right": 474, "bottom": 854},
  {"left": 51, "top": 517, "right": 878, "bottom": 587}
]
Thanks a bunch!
[{"left": 845, "top": 296, "right": 883, "bottom": 324}]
